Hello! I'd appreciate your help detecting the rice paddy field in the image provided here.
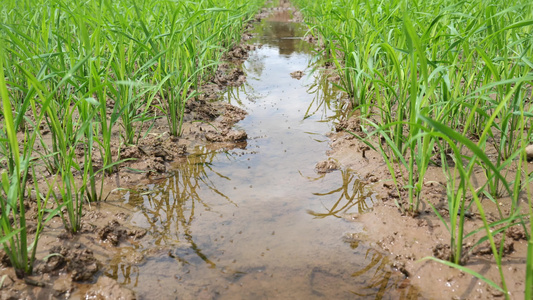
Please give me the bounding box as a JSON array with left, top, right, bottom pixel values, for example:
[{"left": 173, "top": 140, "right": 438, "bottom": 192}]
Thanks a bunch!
[{"left": 1, "top": 0, "right": 532, "bottom": 299}]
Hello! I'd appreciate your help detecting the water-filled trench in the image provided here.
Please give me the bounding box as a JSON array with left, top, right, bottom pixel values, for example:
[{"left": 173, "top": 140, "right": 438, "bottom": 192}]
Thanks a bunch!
[{"left": 107, "top": 9, "right": 408, "bottom": 299}]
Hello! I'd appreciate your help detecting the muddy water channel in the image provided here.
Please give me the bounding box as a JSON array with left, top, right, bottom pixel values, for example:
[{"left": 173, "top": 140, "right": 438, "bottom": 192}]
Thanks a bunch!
[{"left": 108, "top": 12, "right": 411, "bottom": 299}]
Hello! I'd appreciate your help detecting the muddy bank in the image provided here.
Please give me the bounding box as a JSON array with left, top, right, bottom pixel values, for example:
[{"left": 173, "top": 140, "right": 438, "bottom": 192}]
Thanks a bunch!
[{"left": 325, "top": 113, "right": 531, "bottom": 299}]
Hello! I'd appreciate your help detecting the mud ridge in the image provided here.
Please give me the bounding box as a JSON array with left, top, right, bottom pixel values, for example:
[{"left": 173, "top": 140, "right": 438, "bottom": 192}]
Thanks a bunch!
[{"left": 322, "top": 98, "right": 529, "bottom": 300}]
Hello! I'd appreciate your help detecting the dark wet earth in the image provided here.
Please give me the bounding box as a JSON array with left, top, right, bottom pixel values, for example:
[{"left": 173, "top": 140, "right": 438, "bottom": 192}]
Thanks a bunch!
[{"left": 104, "top": 8, "right": 410, "bottom": 299}]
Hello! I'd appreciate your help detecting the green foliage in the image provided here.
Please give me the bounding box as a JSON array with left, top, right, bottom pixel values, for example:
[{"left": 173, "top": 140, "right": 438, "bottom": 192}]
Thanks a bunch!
[{"left": 0, "top": 41, "right": 55, "bottom": 278}]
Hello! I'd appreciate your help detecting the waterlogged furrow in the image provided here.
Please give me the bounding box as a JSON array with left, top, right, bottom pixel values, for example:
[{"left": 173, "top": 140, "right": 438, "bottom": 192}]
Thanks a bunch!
[{"left": 107, "top": 7, "right": 413, "bottom": 299}]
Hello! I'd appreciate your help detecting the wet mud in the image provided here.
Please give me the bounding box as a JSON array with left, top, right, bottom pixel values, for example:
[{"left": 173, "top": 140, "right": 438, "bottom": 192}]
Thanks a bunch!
[{"left": 328, "top": 104, "right": 531, "bottom": 299}]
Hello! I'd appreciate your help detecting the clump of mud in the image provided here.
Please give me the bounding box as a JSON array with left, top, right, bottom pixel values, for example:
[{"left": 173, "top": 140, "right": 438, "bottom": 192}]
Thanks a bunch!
[
  {"left": 335, "top": 115, "right": 361, "bottom": 133},
  {"left": 205, "top": 129, "right": 247, "bottom": 143},
  {"left": 473, "top": 234, "right": 515, "bottom": 256},
  {"left": 507, "top": 225, "right": 527, "bottom": 240},
  {"left": 290, "top": 70, "right": 304, "bottom": 79},
  {"left": 98, "top": 220, "right": 147, "bottom": 246},
  {"left": 36, "top": 245, "right": 99, "bottom": 281},
  {"left": 315, "top": 159, "right": 340, "bottom": 173}
]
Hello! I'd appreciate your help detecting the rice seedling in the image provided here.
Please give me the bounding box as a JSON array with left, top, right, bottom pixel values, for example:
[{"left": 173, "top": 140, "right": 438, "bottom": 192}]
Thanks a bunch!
[
  {"left": 526, "top": 177, "right": 533, "bottom": 299},
  {"left": 2, "top": 0, "right": 263, "bottom": 150},
  {"left": 0, "top": 42, "right": 59, "bottom": 278},
  {"left": 1, "top": 0, "right": 263, "bottom": 174}
]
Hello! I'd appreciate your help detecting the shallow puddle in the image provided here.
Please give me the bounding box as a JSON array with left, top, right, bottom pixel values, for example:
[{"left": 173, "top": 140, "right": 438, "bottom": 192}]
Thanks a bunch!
[{"left": 106, "top": 9, "right": 413, "bottom": 299}]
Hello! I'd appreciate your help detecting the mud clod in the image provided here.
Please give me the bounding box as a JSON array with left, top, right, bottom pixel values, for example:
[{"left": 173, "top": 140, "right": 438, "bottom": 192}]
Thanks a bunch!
[
  {"left": 52, "top": 275, "right": 73, "bottom": 297},
  {"left": 98, "top": 220, "right": 127, "bottom": 246},
  {"left": 153, "top": 149, "right": 173, "bottom": 161},
  {"left": 433, "top": 243, "right": 452, "bottom": 261},
  {"left": 290, "top": 70, "right": 304, "bottom": 79},
  {"left": 335, "top": 116, "right": 360, "bottom": 132},
  {"left": 69, "top": 249, "right": 99, "bottom": 281},
  {"left": 98, "top": 220, "right": 147, "bottom": 245},
  {"left": 147, "top": 157, "right": 166, "bottom": 174},
  {"left": 474, "top": 235, "right": 514, "bottom": 256},
  {"left": 315, "top": 160, "right": 340, "bottom": 173},
  {"left": 120, "top": 146, "right": 143, "bottom": 159},
  {"left": 205, "top": 129, "right": 247, "bottom": 143},
  {"left": 185, "top": 99, "right": 221, "bottom": 120},
  {"left": 37, "top": 245, "right": 99, "bottom": 281},
  {"left": 225, "top": 46, "right": 249, "bottom": 60},
  {"left": 215, "top": 68, "right": 247, "bottom": 86},
  {"left": 507, "top": 225, "right": 527, "bottom": 241}
]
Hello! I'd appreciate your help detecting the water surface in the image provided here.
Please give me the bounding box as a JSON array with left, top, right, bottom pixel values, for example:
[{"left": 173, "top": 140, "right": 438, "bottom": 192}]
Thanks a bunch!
[{"left": 109, "top": 8, "right": 408, "bottom": 300}]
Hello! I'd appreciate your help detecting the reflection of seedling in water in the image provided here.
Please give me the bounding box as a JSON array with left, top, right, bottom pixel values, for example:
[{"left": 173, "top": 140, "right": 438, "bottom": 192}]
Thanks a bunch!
[
  {"left": 127, "top": 147, "right": 233, "bottom": 270},
  {"left": 351, "top": 249, "right": 393, "bottom": 298},
  {"left": 306, "top": 169, "right": 374, "bottom": 218},
  {"left": 345, "top": 245, "right": 418, "bottom": 299},
  {"left": 108, "top": 147, "right": 239, "bottom": 282},
  {"left": 224, "top": 79, "right": 262, "bottom": 108},
  {"left": 169, "top": 236, "right": 217, "bottom": 269},
  {"left": 105, "top": 261, "right": 139, "bottom": 286},
  {"left": 304, "top": 65, "right": 345, "bottom": 122}
]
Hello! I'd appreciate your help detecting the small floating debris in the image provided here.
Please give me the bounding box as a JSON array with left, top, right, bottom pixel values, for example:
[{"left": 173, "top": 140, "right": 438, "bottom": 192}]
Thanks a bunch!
[{"left": 290, "top": 70, "right": 304, "bottom": 80}]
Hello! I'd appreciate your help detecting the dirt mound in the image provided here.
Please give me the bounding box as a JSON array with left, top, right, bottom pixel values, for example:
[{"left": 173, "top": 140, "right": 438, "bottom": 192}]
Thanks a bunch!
[{"left": 315, "top": 159, "right": 340, "bottom": 173}]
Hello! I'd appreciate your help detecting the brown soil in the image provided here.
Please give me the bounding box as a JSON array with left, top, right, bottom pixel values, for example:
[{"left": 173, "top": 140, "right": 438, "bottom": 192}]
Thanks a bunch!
[
  {"left": 326, "top": 113, "right": 531, "bottom": 299},
  {"left": 0, "top": 16, "right": 260, "bottom": 300}
]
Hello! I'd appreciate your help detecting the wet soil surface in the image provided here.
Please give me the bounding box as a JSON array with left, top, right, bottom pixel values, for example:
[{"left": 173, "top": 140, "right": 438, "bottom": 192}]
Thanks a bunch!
[{"left": 328, "top": 104, "right": 531, "bottom": 298}]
